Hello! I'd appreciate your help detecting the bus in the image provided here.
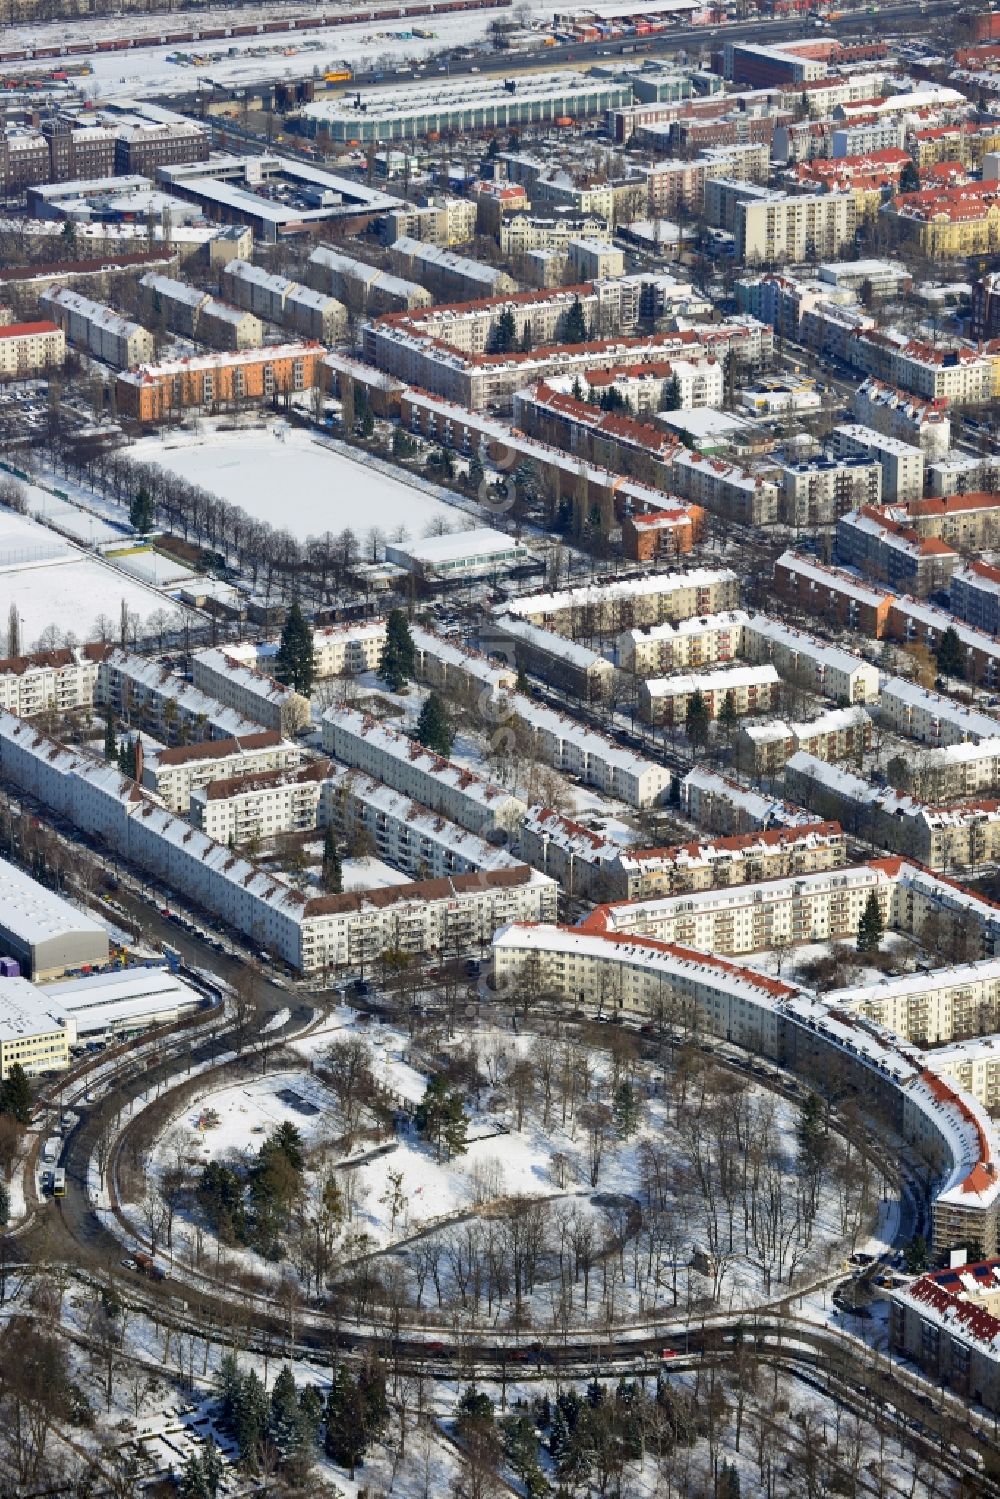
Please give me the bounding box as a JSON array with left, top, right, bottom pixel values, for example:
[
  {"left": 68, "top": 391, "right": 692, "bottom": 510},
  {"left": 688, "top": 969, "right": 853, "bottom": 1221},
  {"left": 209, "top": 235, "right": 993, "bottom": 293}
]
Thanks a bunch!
[{"left": 52, "top": 1168, "right": 66, "bottom": 1197}]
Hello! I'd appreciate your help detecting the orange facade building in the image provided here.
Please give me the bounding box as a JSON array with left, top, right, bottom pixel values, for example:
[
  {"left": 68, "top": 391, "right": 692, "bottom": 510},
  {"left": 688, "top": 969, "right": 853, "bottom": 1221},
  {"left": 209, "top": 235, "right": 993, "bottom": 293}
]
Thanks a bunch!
[{"left": 115, "top": 342, "right": 324, "bottom": 422}]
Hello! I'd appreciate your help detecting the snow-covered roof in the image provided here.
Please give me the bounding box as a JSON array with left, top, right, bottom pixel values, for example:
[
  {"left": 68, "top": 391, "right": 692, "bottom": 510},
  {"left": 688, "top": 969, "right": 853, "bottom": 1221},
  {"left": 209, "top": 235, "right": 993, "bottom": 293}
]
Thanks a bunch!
[
  {"left": 502, "top": 568, "right": 737, "bottom": 620},
  {"left": 489, "top": 614, "right": 615, "bottom": 674},
  {"left": 643, "top": 663, "right": 780, "bottom": 698},
  {"left": 0, "top": 854, "right": 107, "bottom": 948},
  {"left": 880, "top": 677, "right": 1000, "bottom": 743}
]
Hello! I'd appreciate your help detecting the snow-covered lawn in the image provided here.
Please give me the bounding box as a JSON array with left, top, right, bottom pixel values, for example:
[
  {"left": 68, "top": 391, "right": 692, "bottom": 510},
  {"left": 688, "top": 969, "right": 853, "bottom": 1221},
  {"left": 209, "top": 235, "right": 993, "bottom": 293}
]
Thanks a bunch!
[{"left": 129, "top": 425, "right": 478, "bottom": 546}]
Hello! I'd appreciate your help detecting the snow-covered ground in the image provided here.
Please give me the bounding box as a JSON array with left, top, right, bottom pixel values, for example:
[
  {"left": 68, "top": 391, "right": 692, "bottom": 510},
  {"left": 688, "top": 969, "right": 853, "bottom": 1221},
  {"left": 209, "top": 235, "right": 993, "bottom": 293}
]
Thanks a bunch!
[
  {"left": 0, "top": 506, "right": 197, "bottom": 649},
  {"left": 129, "top": 425, "right": 479, "bottom": 547},
  {"left": 13, "top": 9, "right": 507, "bottom": 99},
  {"left": 341, "top": 855, "right": 414, "bottom": 892}
]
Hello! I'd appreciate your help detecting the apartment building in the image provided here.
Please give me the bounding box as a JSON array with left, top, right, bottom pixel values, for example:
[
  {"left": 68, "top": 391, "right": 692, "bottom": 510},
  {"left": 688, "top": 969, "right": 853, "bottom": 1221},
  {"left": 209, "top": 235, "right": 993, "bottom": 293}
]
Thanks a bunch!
[
  {"left": 680, "top": 765, "right": 814, "bottom": 834},
  {"left": 738, "top": 706, "right": 872, "bottom": 774},
  {"left": 951, "top": 562, "right": 1000, "bottom": 638},
  {"left": 852, "top": 378, "right": 951, "bottom": 460},
  {"left": 190, "top": 761, "right": 328, "bottom": 844},
  {"left": 891, "top": 1263, "right": 1000, "bottom": 1409},
  {"left": 622, "top": 507, "right": 704, "bottom": 563},
  {"left": 0, "top": 645, "right": 103, "bottom": 718},
  {"left": 737, "top": 190, "right": 857, "bottom": 264},
  {"left": 876, "top": 678, "right": 1000, "bottom": 747},
  {"left": 115, "top": 343, "right": 324, "bottom": 422},
  {"left": 778, "top": 455, "right": 883, "bottom": 526},
  {"left": 388, "top": 236, "right": 517, "bottom": 302},
  {"left": 831, "top": 424, "right": 925, "bottom": 504},
  {"left": 618, "top": 612, "right": 748, "bottom": 676},
  {"left": 510, "top": 695, "right": 670, "bottom": 807},
  {"left": 40, "top": 287, "right": 153, "bottom": 369},
  {"left": 410, "top": 625, "right": 518, "bottom": 705},
  {"left": 493, "top": 921, "right": 789, "bottom": 1060},
  {"left": 915, "top": 739, "right": 1000, "bottom": 801},
  {"left": 885, "top": 598, "right": 1000, "bottom": 689},
  {"left": 584, "top": 356, "right": 724, "bottom": 413},
  {"left": 640, "top": 663, "right": 781, "bottom": 725},
  {"left": 141, "top": 731, "right": 304, "bottom": 813},
  {"left": 0, "top": 321, "right": 65, "bottom": 376},
  {"left": 0, "top": 706, "right": 553, "bottom": 976},
  {"left": 484, "top": 614, "right": 616, "bottom": 703},
  {"left": 536, "top": 818, "right": 846, "bottom": 902},
  {"left": 191, "top": 647, "right": 310, "bottom": 737},
  {"left": 306, "top": 246, "right": 432, "bottom": 315},
  {"left": 309, "top": 620, "right": 388, "bottom": 679},
  {"left": 589, "top": 859, "right": 894, "bottom": 954},
  {"left": 98, "top": 650, "right": 261, "bottom": 745},
  {"left": 220, "top": 259, "right": 348, "bottom": 343},
  {"left": 321, "top": 707, "right": 526, "bottom": 837},
  {"left": 499, "top": 215, "right": 611, "bottom": 257},
  {"left": 784, "top": 752, "right": 1000, "bottom": 870},
  {"left": 742, "top": 614, "right": 880, "bottom": 703},
  {"left": 889, "top": 183, "right": 1000, "bottom": 258},
  {"left": 381, "top": 195, "right": 477, "bottom": 248},
  {"left": 500, "top": 569, "right": 741, "bottom": 636},
  {"left": 773, "top": 551, "right": 894, "bottom": 638},
  {"left": 837, "top": 962, "right": 1000, "bottom": 1047},
  {"left": 320, "top": 764, "right": 521, "bottom": 881},
  {"left": 375, "top": 283, "right": 641, "bottom": 359},
  {"left": 669, "top": 446, "right": 781, "bottom": 527},
  {"left": 113, "top": 120, "right": 209, "bottom": 176},
  {"left": 835, "top": 506, "right": 958, "bottom": 596},
  {"left": 906, "top": 493, "right": 1000, "bottom": 550}
]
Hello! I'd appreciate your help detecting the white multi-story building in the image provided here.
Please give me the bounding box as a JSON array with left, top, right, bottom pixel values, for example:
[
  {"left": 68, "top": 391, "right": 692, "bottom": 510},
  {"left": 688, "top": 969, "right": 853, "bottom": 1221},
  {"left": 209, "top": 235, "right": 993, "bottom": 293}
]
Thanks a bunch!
[
  {"left": 737, "top": 190, "right": 856, "bottom": 265},
  {"left": 501, "top": 569, "right": 740, "bottom": 635},
  {"left": 852, "top": 378, "right": 951, "bottom": 460},
  {"left": 191, "top": 647, "right": 310, "bottom": 736},
  {"left": 738, "top": 705, "right": 872, "bottom": 774},
  {"left": 778, "top": 455, "right": 883, "bottom": 527},
  {"left": 0, "top": 708, "right": 554, "bottom": 976},
  {"left": 307, "top": 245, "right": 432, "bottom": 315},
  {"left": 0, "top": 645, "right": 104, "bottom": 718},
  {"left": 669, "top": 446, "right": 781, "bottom": 526},
  {"left": 510, "top": 694, "right": 670, "bottom": 807},
  {"left": 0, "top": 320, "right": 65, "bottom": 375},
  {"left": 680, "top": 765, "right": 813, "bottom": 834},
  {"left": 321, "top": 707, "right": 526, "bottom": 836},
  {"left": 320, "top": 765, "right": 521, "bottom": 879},
  {"left": 877, "top": 678, "right": 1000, "bottom": 747},
  {"left": 190, "top": 760, "right": 328, "bottom": 844},
  {"left": 831, "top": 423, "right": 925, "bottom": 504},
  {"left": 0, "top": 977, "right": 70, "bottom": 1079},
  {"left": 640, "top": 663, "right": 781, "bottom": 725},
  {"left": 141, "top": 731, "right": 304, "bottom": 813},
  {"left": 40, "top": 287, "right": 154, "bottom": 369},
  {"left": 617, "top": 612, "right": 748, "bottom": 676},
  {"left": 98, "top": 651, "right": 261, "bottom": 744},
  {"left": 742, "top": 615, "right": 881, "bottom": 703}
]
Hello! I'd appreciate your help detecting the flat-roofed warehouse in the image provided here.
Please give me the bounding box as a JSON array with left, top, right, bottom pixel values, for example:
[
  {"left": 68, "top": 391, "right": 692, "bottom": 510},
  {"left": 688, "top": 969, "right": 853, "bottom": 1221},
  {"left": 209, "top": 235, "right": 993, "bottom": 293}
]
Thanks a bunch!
[
  {"left": 298, "top": 72, "right": 634, "bottom": 144},
  {"left": 0, "top": 857, "right": 108, "bottom": 980},
  {"left": 39, "top": 967, "right": 205, "bottom": 1041}
]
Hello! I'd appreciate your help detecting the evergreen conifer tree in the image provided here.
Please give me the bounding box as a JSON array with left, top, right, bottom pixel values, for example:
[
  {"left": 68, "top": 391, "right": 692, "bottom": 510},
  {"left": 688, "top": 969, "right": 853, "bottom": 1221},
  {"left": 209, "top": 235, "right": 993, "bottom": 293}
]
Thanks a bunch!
[
  {"left": 275, "top": 602, "right": 315, "bottom": 697},
  {"left": 129, "top": 486, "right": 154, "bottom": 534},
  {"left": 322, "top": 826, "right": 343, "bottom": 894},
  {"left": 685, "top": 689, "right": 710, "bottom": 750},
  {"left": 935, "top": 626, "right": 963, "bottom": 680},
  {"left": 103, "top": 707, "right": 116, "bottom": 761},
  {"left": 564, "top": 297, "right": 588, "bottom": 343},
  {"left": 416, "top": 692, "right": 454, "bottom": 758},
  {"left": 0, "top": 1063, "right": 31, "bottom": 1124},
  {"left": 857, "top": 890, "right": 884, "bottom": 953},
  {"left": 378, "top": 608, "right": 415, "bottom": 693}
]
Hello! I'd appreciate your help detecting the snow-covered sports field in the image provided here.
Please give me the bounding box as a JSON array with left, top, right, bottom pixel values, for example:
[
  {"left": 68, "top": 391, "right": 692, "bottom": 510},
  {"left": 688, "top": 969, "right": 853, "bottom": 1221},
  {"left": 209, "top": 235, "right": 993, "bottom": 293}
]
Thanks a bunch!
[
  {"left": 0, "top": 507, "right": 195, "bottom": 650},
  {"left": 131, "top": 426, "right": 476, "bottom": 546}
]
